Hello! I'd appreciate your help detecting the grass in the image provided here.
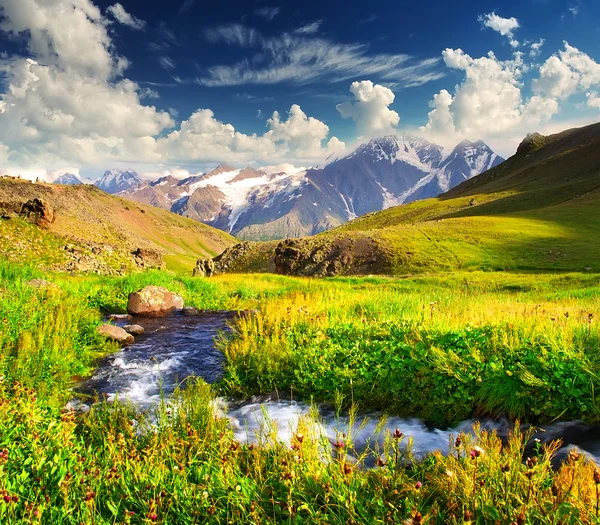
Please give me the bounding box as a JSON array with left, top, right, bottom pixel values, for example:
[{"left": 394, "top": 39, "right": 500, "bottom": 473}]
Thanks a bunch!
[{"left": 3, "top": 263, "right": 600, "bottom": 523}]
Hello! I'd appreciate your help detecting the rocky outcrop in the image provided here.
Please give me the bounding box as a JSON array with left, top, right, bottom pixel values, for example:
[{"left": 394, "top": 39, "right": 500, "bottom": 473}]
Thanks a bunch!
[
  {"left": 127, "top": 286, "right": 184, "bottom": 317},
  {"left": 123, "top": 324, "right": 145, "bottom": 336},
  {"left": 192, "top": 258, "right": 215, "bottom": 277},
  {"left": 516, "top": 132, "right": 547, "bottom": 156},
  {"left": 132, "top": 248, "right": 164, "bottom": 269},
  {"left": 97, "top": 324, "right": 135, "bottom": 345},
  {"left": 273, "top": 236, "right": 384, "bottom": 277},
  {"left": 20, "top": 199, "right": 55, "bottom": 228}
]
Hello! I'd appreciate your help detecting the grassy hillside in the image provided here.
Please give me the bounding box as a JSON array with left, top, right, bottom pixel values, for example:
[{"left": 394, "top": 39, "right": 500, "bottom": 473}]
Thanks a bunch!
[
  {"left": 0, "top": 179, "right": 236, "bottom": 273},
  {"left": 216, "top": 122, "right": 600, "bottom": 276}
]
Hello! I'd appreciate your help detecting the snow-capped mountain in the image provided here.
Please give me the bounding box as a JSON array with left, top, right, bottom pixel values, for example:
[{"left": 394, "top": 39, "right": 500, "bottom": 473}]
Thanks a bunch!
[
  {"left": 115, "top": 135, "right": 503, "bottom": 240},
  {"left": 52, "top": 173, "right": 82, "bottom": 185},
  {"left": 94, "top": 169, "right": 142, "bottom": 194}
]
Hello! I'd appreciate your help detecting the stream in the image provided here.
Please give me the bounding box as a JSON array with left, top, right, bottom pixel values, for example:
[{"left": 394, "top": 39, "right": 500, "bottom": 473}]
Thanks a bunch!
[{"left": 75, "top": 311, "right": 600, "bottom": 464}]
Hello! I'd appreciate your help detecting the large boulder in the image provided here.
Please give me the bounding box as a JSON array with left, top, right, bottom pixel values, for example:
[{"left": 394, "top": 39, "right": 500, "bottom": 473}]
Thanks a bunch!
[
  {"left": 127, "top": 286, "right": 184, "bottom": 317},
  {"left": 97, "top": 324, "right": 135, "bottom": 345},
  {"left": 193, "top": 258, "right": 215, "bottom": 277},
  {"left": 20, "top": 198, "right": 55, "bottom": 228}
]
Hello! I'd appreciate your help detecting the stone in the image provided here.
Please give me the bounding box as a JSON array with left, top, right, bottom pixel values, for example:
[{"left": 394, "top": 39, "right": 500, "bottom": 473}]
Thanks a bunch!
[
  {"left": 132, "top": 248, "right": 164, "bottom": 269},
  {"left": 193, "top": 257, "right": 215, "bottom": 277},
  {"left": 97, "top": 324, "right": 135, "bottom": 345},
  {"left": 109, "top": 313, "right": 133, "bottom": 322},
  {"left": 19, "top": 198, "right": 55, "bottom": 228},
  {"left": 123, "top": 324, "right": 145, "bottom": 336},
  {"left": 127, "top": 286, "right": 185, "bottom": 317},
  {"left": 183, "top": 306, "right": 201, "bottom": 316}
]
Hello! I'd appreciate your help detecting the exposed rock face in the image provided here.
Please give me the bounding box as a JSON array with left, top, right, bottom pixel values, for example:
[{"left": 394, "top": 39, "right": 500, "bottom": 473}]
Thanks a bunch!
[
  {"left": 517, "top": 133, "right": 547, "bottom": 156},
  {"left": 273, "top": 236, "right": 384, "bottom": 277},
  {"left": 127, "top": 286, "right": 184, "bottom": 317},
  {"left": 123, "top": 324, "right": 145, "bottom": 336},
  {"left": 132, "top": 248, "right": 164, "bottom": 269},
  {"left": 192, "top": 258, "right": 215, "bottom": 277},
  {"left": 20, "top": 199, "right": 55, "bottom": 228},
  {"left": 97, "top": 324, "right": 135, "bottom": 345}
]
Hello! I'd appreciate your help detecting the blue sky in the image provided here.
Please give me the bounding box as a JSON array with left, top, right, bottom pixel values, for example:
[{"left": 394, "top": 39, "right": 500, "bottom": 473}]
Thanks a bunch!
[{"left": 0, "top": 0, "right": 599, "bottom": 179}]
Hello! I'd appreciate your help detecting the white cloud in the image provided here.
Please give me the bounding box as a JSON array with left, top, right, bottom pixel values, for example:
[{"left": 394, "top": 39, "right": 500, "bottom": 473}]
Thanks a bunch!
[
  {"left": 530, "top": 38, "right": 545, "bottom": 58},
  {"left": 419, "top": 41, "right": 600, "bottom": 155},
  {"left": 478, "top": 12, "right": 520, "bottom": 48},
  {"left": 533, "top": 43, "right": 600, "bottom": 99},
  {"left": 587, "top": 92, "right": 600, "bottom": 109},
  {"left": 107, "top": 3, "right": 145, "bottom": 30},
  {"left": 178, "top": 0, "right": 195, "bottom": 14},
  {"left": 157, "top": 105, "right": 343, "bottom": 166},
  {"left": 569, "top": 6, "right": 579, "bottom": 17},
  {"left": 158, "top": 56, "right": 176, "bottom": 70},
  {"left": 254, "top": 7, "right": 280, "bottom": 21},
  {"left": 0, "top": 0, "right": 345, "bottom": 177},
  {"left": 0, "top": 0, "right": 125, "bottom": 78},
  {"left": 337, "top": 81, "right": 400, "bottom": 137},
  {"left": 294, "top": 21, "right": 323, "bottom": 35},
  {"left": 198, "top": 24, "right": 443, "bottom": 88},
  {"left": 419, "top": 89, "right": 457, "bottom": 139}
]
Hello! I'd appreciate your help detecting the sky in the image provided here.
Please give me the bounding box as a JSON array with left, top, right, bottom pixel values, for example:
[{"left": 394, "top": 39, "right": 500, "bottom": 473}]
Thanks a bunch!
[{"left": 0, "top": 0, "right": 599, "bottom": 180}]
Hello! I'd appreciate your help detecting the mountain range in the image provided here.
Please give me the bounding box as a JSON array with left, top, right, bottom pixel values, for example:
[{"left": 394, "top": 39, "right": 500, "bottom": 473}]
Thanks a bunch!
[
  {"left": 211, "top": 121, "right": 600, "bottom": 277},
  {"left": 70, "top": 135, "right": 503, "bottom": 241}
]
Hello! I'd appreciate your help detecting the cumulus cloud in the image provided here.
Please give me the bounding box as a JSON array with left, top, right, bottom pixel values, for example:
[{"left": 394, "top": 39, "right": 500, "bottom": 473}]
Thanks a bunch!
[
  {"left": 478, "top": 12, "right": 520, "bottom": 48},
  {"left": 0, "top": 0, "right": 343, "bottom": 177},
  {"left": 157, "top": 105, "right": 343, "bottom": 165},
  {"left": 107, "top": 3, "right": 145, "bottom": 30},
  {"left": 337, "top": 81, "right": 400, "bottom": 137},
  {"left": 198, "top": 24, "right": 443, "bottom": 88},
  {"left": 419, "top": 41, "right": 600, "bottom": 154},
  {"left": 530, "top": 39, "right": 545, "bottom": 58},
  {"left": 533, "top": 43, "right": 600, "bottom": 99},
  {"left": 587, "top": 92, "right": 600, "bottom": 109}
]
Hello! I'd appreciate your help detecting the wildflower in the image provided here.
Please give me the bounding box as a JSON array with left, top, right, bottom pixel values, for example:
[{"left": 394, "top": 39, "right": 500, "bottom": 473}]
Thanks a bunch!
[
  {"left": 455, "top": 436, "right": 461, "bottom": 447},
  {"left": 343, "top": 463, "right": 352, "bottom": 475},
  {"left": 334, "top": 441, "right": 345, "bottom": 449},
  {"left": 202, "top": 491, "right": 209, "bottom": 499},
  {"left": 526, "top": 457, "right": 538, "bottom": 468},
  {"left": 415, "top": 481, "right": 422, "bottom": 489},
  {"left": 376, "top": 457, "right": 386, "bottom": 467},
  {"left": 393, "top": 428, "right": 403, "bottom": 439},
  {"left": 470, "top": 446, "right": 484, "bottom": 459},
  {"left": 594, "top": 468, "right": 600, "bottom": 485},
  {"left": 445, "top": 469, "right": 454, "bottom": 478},
  {"left": 413, "top": 511, "right": 423, "bottom": 524},
  {"left": 568, "top": 449, "right": 581, "bottom": 463},
  {"left": 296, "top": 434, "right": 304, "bottom": 443}
]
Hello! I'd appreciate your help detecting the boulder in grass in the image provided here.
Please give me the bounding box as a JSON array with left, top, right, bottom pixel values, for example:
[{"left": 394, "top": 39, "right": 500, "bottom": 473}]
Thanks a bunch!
[
  {"left": 183, "top": 306, "right": 200, "bottom": 316},
  {"left": 97, "top": 324, "right": 134, "bottom": 345},
  {"left": 127, "top": 286, "right": 184, "bottom": 317},
  {"left": 123, "top": 324, "right": 145, "bottom": 336}
]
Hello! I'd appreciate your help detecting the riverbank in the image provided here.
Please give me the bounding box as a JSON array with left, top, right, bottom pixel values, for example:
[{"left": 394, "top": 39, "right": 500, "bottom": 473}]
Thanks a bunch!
[{"left": 2, "top": 263, "right": 600, "bottom": 523}]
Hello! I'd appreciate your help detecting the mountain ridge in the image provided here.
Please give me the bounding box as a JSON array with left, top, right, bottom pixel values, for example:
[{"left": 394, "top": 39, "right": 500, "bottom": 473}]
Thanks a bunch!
[{"left": 96, "top": 134, "right": 503, "bottom": 241}]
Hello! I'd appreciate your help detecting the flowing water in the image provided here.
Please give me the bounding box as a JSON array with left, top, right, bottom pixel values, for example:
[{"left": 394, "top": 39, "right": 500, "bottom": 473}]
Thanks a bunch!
[{"left": 75, "top": 312, "right": 600, "bottom": 464}]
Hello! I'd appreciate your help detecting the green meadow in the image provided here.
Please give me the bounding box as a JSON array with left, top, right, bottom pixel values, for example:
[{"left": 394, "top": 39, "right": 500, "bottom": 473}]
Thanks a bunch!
[{"left": 3, "top": 263, "right": 600, "bottom": 523}]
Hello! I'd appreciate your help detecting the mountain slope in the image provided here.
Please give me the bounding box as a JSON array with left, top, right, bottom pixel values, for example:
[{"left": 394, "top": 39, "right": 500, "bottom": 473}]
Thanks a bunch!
[
  {"left": 53, "top": 173, "right": 82, "bottom": 185},
  {"left": 212, "top": 122, "right": 600, "bottom": 276},
  {"left": 116, "top": 136, "right": 502, "bottom": 241},
  {"left": 0, "top": 178, "right": 235, "bottom": 274}
]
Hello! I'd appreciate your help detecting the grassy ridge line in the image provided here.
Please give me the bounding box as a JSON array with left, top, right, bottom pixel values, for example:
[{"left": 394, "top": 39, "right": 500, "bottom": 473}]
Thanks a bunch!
[{"left": 0, "top": 179, "right": 236, "bottom": 272}]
